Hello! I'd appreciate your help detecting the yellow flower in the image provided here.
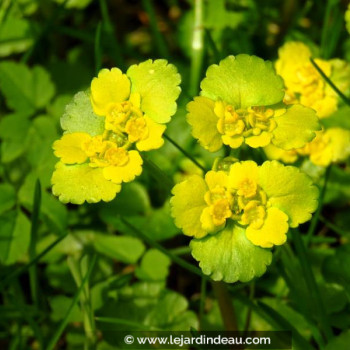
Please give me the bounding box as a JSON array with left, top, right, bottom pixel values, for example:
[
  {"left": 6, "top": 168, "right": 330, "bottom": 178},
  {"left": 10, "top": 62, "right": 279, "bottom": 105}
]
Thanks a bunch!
[
  {"left": 275, "top": 41, "right": 350, "bottom": 118},
  {"left": 171, "top": 160, "right": 318, "bottom": 248},
  {"left": 298, "top": 128, "right": 350, "bottom": 167},
  {"left": 264, "top": 128, "right": 350, "bottom": 167},
  {"left": 52, "top": 132, "right": 143, "bottom": 203},
  {"left": 52, "top": 60, "right": 181, "bottom": 204},
  {"left": 91, "top": 69, "right": 166, "bottom": 152},
  {"left": 187, "top": 55, "right": 320, "bottom": 152}
]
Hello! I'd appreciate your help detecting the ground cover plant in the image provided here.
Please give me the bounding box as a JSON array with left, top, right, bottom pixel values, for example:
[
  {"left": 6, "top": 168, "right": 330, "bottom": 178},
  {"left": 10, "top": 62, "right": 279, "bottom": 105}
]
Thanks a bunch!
[{"left": 1, "top": 0, "right": 350, "bottom": 349}]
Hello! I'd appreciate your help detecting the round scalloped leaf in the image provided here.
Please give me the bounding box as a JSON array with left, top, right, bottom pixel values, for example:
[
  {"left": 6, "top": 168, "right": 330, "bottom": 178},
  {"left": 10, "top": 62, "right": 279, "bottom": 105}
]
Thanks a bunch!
[
  {"left": 190, "top": 224, "right": 272, "bottom": 283},
  {"left": 200, "top": 55, "right": 284, "bottom": 109},
  {"left": 51, "top": 162, "right": 120, "bottom": 204},
  {"left": 272, "top": 104, "right": 321, "bottom": 150},
  {"left": 187, "top": 96, "right": 223, "bottom": 152},
  {"left": 61, "top": 91, "right": 105, "bottom": 136},
  {"left": 127, "top": 59, "right": 181, "bottom": 124},
  {"left": 258, "top": 161, "right": 319, "bottom": 228}
]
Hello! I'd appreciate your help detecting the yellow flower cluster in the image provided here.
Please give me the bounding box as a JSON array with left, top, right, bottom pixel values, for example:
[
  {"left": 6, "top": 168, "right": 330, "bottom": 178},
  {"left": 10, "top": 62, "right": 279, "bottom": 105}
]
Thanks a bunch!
[
  {"left": 276, "top": 41, "right": 350, "bottom": 118},
  {"left": 171, "top": 160, "right": 318, "bottom": 248},
  {"left": 52, "top": 60, "right": 181, "bottom": 204}
]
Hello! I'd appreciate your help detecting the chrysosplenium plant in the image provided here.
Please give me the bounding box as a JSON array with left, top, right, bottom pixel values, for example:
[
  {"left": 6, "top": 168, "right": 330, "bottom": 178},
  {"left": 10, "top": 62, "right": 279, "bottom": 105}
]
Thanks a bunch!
[
  {"left": 52, "top": 60, "right": 181, "bottom": 204},
  {"left": 171, "top": 55, "right": 320, "bottom": 283}
]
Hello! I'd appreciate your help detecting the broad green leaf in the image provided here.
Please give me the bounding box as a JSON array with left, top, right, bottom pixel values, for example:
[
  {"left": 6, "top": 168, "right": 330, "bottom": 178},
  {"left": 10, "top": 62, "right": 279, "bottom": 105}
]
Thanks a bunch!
[
  {"left": 325, "top": 330, "right": 350, "bottom": 350},
  {"left": 99, "top": 182, "right": 150, "bottom": 217},
  {"left": 101, "top": 202, "right": 179, "bottom": 241},
  {"left": 127, "top": 59, "right": 181, "bottom": 123},
  {"left": 273, "top": 105, "right": 321, "bottom": 150},
  {"left": 320, "top": 283, "right": 348, "bottom": 314},
  {"left": 322, "top": 245, "right": 350, "bottom": 295},
  {"left": 259, "top": 161, "right": 319, "bottom": 228},
  {"left": 51, "top": 162, "right": 121, "bottom": 204},
  {"left": 49, "top": 295, "right": 82, "bottom": 323},
  {"left": 0, "top": 61, "right": 55, "bottom": 115},
  {"left": 19, "top": 173, "right": 68, "bottom": 235},
  {"left": 61, "top": 91, "right": 105, "bottom": 136},
  {"left": 190, "top": 224, "right": 272, "bottom": 283},
  {"left": 0, "top": 209, "right": 30, "bottom": 265},
  {"left": 0, "top": 15, "right": 33, "bottom": 57},
  {"left": 200, "top": 55, "right": 284, "bottom": 109},
  {"left": 0, "top": 183, "right": 16, "bottom": 215},
  {"left": 26, "top": 116, "right": 60, "bottom": 186},
  {"left": 135, "top": 249, "right": 171, "bottom": 281},
  {"left": 93, "top": 234, "right": 145, "bottom": 264},
  {"left": 98, "top": 282, "right": 198, "bottom": 347},
  {"left": 205, "top": 0, "right": 245, "bottom": 30},
  {"left": 0, "top": 114, "right": 31, "bottom": 163}
]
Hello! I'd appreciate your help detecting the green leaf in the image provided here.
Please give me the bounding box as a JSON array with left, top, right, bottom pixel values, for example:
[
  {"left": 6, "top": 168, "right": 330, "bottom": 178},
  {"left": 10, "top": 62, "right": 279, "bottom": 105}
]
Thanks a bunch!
[
  {"left": 135, "top": 249, "right": 171, "bottom": 281},
  {"left": 19, "top": 173, "right": 68, "bottom": 235},
  {"left": 0, "top": 61, "right": 55, "bottom": 115},
  {"left": 60, "top": 91, "right": 105, "bottom": 136},
  {"left": 0, "top": 114, "right": 31, "bottom": 163},
  {"left": 273, "top": 104, "right": 321, "bottom": 150},
  {"left": 0, "top": 183, "right": 16, "bottom": 215},
  {"left": 325, "top": 330, "right": 350, "bottom": 350},
  {"left": 51, "top": 162, "right": 120, "bottom": 205},
  {"left": 324, "top": 166, "right": 350, "bottom": 205},
  {"left": 98, "top": 282, "right": 198, "bottom": 346},
  {"left": 190, "top": 224, "right": 272, "bottom": 283},
  {"left": 0, "top": 209, "right": 31, "bottom": 265},
  {"left": 93, "top": 234, "right": 145, "bottom": 264},
  {"left": 99, "top": 182, "right": 150, "bottom": 217},
  {"left": 322, "top": 245, "right": 350, "bottom": 295},
  {"left": 127, "top": 59, "right": 181, "bottom": 123},
  {"left": 200, "top": 55, "right": 284, "bottom": 109},
  {"left": 0, "top": 15, "right": 34, "bottom": 57},
  {"left": 101, "top": 202, "right": 179, "bottom": 241},
  {"left": 49, "top": 296, "right": 82, "bottom": 323}
]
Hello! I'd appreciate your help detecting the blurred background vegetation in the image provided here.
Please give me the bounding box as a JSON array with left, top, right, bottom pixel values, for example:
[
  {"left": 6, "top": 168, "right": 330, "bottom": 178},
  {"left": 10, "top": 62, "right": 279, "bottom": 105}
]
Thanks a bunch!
[{"left": 1, "top": 0, "right": 350, "bottom": 349}]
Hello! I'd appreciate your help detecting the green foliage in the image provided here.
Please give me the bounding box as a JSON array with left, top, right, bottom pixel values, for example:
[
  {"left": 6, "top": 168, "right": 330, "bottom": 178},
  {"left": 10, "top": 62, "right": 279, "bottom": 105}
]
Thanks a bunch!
[{"left": 0, "top": 1, "right": 349, "bottom": 349}]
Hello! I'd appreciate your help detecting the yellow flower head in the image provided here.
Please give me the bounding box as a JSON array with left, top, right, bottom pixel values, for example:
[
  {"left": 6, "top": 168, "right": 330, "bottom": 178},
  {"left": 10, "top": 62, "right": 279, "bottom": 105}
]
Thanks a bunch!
[
  {"left": 51, "top": 60, "right": 181, "bottom": 204},
  {"left": 264, "top": 127, "right": 350, "bottom": 167},
  {"left": 275, "top": 41, "right": 350, "bottom": 118},
  {"left": 171, "top": 160, "right": 318, "bottom": 249},
  {"left": 187, "top": 55, "right": 320, "bottom": 152}
]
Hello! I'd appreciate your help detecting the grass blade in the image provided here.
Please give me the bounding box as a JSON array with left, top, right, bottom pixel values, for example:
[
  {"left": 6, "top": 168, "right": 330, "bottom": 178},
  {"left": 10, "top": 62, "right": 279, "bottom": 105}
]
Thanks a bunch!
[
  {"left": 46, "top": 254, "right": 97, "bottom": 350},
  {"left": 310, "top": 57, "right": 350, "bottom": 106},
  {"left": 28, "top": 179, "right": 41, "bottom": 307}
]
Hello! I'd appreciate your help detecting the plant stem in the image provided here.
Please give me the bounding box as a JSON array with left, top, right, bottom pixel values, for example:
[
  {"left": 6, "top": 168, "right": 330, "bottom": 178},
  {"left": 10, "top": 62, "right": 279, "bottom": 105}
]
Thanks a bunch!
[
  {"left": 212, "top": 281, "right": 238, "bottom": 331},
  {"left": 305, "top": 165, "right": 331, "bottom": 246},
  {"left": 199, "top": 277, "right": 207, "bottom": 329},
  {"left": 46, "top": 254, "right": 97, "bottom": 350},
  {"left": 28, "top": 179, "right": 41, "bottom": 307},
  {"left": 293, "top": 229, "right": 333, "bottom": 342},
  {"left": 164, "top": 134, "right": 207, "bottom": 172},
  {"left": 310, "top": 58, "right": 350, "bottom": 106},
  {"left": 189, "top": 0, "right": 204, "bottom": 96},
  {"left": 67, "top": 256, "right": 96, "bottom": 350}
]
